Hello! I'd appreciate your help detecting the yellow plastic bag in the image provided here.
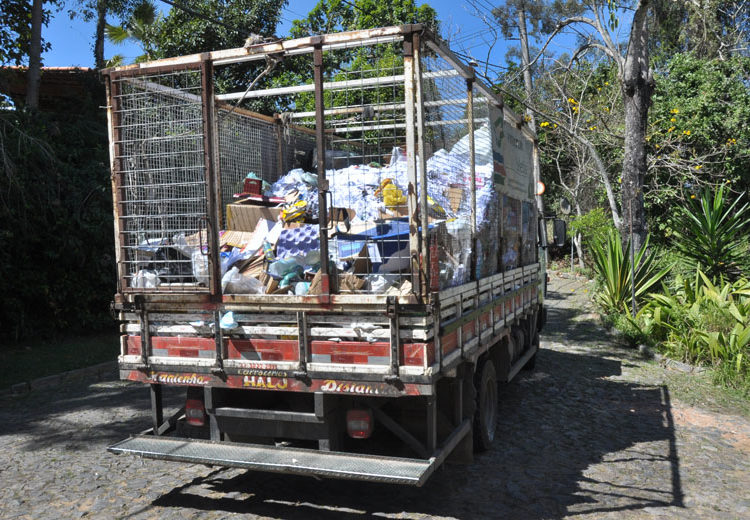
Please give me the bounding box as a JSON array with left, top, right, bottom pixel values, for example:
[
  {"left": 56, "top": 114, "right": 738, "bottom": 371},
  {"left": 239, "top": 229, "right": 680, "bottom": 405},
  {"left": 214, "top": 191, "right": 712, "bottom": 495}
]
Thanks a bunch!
[{"left": 281, "top": 200, "right": 308, "bottom": 223}]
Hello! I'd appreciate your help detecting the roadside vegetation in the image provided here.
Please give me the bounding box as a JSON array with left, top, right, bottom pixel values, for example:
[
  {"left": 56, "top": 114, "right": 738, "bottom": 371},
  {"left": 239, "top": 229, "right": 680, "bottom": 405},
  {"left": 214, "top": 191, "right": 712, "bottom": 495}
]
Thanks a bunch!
[{"left": 581, "top": 188, "right": 750, "bottom": 397}]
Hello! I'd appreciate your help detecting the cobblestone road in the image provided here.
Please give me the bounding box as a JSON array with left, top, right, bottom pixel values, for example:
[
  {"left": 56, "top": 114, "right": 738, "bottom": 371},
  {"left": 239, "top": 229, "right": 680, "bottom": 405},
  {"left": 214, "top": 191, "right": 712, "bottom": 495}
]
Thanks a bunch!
[{"left": 1, "top": 274, "right": 749, "bottom": 519}]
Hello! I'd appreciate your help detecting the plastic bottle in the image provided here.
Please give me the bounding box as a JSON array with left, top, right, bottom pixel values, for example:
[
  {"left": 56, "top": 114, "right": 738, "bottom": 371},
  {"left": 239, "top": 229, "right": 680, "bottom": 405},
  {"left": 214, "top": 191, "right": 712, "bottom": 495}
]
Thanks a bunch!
[
  {"left": 262, "top": 240, "right": 275, "bottom": 261},
  {"left": 268, "top": 257, "right": 302, "bottom": 279}
]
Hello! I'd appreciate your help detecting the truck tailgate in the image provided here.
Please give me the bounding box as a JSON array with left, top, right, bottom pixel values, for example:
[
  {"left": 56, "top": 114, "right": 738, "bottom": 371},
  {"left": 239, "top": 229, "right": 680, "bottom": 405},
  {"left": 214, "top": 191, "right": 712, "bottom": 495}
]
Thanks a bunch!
[{"left": 109, "top": 420, "right": 470, "bottom": 487}]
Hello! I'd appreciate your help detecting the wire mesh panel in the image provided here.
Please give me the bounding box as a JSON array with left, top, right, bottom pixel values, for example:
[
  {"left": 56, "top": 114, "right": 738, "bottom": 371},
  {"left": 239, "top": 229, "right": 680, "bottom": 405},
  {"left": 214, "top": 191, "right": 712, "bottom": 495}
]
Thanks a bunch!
[
  {"left": 112, "top": 68, "right": 209, "bottom": 292},
  {"left": 472, "top": 87, "right": 501, "bottom": 279},
  {"left": 214, "top": 37, "right": 417, "bottom": 296},
  {"left": 419, "top": 52, "right": 489, "bottom": 289},
  {"left": 320, "top": 39, "right": 412, "bottom": 295}
]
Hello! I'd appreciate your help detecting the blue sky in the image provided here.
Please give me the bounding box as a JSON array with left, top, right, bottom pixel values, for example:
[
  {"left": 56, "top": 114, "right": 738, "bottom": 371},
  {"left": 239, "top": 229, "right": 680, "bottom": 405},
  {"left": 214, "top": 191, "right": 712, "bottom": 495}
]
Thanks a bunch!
[{"left": 42, "top": 1, "right": 521, "bottom": 75}]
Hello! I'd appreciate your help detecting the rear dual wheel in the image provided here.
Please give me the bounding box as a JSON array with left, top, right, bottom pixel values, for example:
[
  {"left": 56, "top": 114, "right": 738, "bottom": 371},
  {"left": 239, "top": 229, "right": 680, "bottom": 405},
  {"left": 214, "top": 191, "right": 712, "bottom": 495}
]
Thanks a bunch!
[{"left": 473, "top": 360, "right": 497, "bottom": 452}]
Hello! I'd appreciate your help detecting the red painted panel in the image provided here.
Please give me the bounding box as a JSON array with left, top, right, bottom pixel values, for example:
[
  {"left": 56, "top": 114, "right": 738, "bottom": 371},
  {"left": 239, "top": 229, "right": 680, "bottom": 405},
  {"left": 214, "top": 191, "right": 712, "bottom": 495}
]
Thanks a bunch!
[
  {"left": 403, "top": 342, "right": 428, "bottom": 366},
  {"left": 480, "top": 311, "right": 492, "bottom": 332},
  {"left": 311, "top": 341, "right": 389, "bottom": 357},
  {"left": 463, "top": 322, "right": 475, "bottom": 341},
  {"left": 442, "top": 330, "right": 458, "bottom": 354},
  {"left": 226, "top": 338, "right": 299, "bottom": 361},
  {"left": 127, "top": 336, "right": 216, "bottom": 356}
]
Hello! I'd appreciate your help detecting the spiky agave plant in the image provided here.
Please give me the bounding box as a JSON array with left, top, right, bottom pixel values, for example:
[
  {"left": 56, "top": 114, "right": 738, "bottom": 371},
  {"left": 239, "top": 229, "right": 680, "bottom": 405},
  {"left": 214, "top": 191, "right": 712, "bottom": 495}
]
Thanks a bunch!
[
  {"left": 672, "top": 186, "right": 750, "bottom": 282},
  {"left": 589, "top": 228, "right": 672, "bottom": 314}
]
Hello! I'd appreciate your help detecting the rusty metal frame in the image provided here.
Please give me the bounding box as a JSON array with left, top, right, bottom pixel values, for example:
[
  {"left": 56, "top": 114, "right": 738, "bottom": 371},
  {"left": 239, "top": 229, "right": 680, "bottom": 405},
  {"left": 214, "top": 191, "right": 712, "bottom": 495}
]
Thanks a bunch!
[
  {"left": 312, "top": 41, "right": 333, "bottom": 297},
  {"left": 105, "top": 62, "right": 219, "bottom": 297},
  {"left": 200, "top": 57, "right": 223, "bottom": 298},
  {"left": 413, "top": 33, "right": 430, "bottom": 301},
  {"left": 104, "top": 25, "right": 422, "bottom": 74}
]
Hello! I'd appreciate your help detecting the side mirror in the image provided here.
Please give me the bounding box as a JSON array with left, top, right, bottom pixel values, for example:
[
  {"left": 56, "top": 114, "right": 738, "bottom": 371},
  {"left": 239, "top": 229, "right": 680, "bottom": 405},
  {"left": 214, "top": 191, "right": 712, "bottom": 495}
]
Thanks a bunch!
[{"left": 553, "top": 219, "right": 567, "bottom": 247}]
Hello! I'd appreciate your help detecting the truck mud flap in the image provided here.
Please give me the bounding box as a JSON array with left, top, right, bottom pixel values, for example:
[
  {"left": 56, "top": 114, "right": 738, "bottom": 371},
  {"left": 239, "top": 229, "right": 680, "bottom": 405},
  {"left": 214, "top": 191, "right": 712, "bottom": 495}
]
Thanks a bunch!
[{"left": 108, "top": 422, "right": 469, "bottom": 487}]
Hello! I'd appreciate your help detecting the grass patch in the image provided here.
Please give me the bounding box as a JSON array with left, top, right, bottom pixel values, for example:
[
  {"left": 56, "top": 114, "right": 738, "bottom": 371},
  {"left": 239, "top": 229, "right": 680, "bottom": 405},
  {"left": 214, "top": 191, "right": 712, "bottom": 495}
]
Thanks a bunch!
[
  {"left": 661, "top": 366, "right": 750, "bottom": 419},
  {"left": 0, "top": 330, "right": 119, "bottom": 389},
  {"left": 628, "top": 360, "right": 750, "bottom": 419}
]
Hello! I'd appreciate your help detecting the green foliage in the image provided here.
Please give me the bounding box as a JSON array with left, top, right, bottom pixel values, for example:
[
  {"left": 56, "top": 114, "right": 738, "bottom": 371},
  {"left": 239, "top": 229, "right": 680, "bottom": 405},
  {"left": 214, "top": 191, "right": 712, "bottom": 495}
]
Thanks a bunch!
[
  {"left": 105, "top": 0, "right": 159, "bottom": 66},
  {"left": 589, "top": 229, "right": 672, "bottom": 314},
  {"left": 636, "top": 270, "right": 750, "bottom": 394},
  {"left": 290, "top": 0, "right": 437, "bottom": 37},
  {"left": 671, "top": 186, "right": 750, "bottom": 282},
  {"left": 0, "top": 0, "right": 57, "bottom": 65},
  {"left": 569, "top": 207, "right": 614, "bottom": 246},
  {"left": 0, "top": 79, "right": 114, "bottom": 341},
  {"left": 647, "top": 53, "right": 750, "bottom": 231},
  {"left": 650, "top": 0, "right": 750, "bottom": 62}
]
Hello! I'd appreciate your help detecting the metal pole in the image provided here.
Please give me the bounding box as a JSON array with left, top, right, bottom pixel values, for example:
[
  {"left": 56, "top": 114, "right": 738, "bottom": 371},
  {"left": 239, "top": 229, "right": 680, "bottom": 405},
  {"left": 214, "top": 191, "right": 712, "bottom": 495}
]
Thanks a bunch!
[{"left": 570, "top": 229, "right": 574, "bottom": 272}]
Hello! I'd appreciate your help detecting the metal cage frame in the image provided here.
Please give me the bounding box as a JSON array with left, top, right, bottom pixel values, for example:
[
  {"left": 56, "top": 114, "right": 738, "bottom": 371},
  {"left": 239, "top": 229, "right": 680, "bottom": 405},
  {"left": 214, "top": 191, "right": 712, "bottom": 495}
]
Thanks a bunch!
[{"left": 104, "top": 25, "right": 538, "bottom": 306}]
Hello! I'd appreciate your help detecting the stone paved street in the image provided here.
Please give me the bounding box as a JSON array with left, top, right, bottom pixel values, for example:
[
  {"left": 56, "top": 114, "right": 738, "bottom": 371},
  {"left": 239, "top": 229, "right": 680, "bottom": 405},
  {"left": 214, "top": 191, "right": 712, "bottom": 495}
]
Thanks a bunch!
[{"left": 1, "top": 274, "right": 749, "bottom": 519}]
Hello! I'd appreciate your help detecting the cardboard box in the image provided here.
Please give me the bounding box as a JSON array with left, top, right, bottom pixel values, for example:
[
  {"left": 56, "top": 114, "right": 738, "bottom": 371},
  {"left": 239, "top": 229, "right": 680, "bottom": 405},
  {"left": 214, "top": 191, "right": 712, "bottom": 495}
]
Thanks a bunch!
[
  {"left": 226, "top": 203, "right": 281, "bottom": 231},
  {"left": 340, "top": 273, "right": 366, "bottom": 292},
  {"left": 220, "top": 230, "right": 257, "bottom": 248},
  {"left": 446, "top": 187, "right": 464, "bottom": 213}
]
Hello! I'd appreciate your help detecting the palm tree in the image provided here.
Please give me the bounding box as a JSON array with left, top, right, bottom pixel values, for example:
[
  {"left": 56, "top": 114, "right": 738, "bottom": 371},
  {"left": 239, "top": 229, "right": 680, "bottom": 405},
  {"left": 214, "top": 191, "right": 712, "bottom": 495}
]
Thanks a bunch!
[{"left": 105, "top": 0, "right": 158, "bottom": 67}]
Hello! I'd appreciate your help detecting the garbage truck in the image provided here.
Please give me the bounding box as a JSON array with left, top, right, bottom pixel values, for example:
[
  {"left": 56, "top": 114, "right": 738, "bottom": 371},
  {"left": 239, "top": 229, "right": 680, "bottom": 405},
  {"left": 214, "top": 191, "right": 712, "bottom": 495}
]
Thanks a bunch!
[{"left": 104, "top": 25, "right": 550, "bottom": 486}]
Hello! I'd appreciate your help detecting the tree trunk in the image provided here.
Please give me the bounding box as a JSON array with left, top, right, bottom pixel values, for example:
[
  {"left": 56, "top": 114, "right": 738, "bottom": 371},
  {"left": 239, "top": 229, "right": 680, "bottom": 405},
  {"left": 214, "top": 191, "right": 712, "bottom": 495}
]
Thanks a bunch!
[
  {"left": 574, "top": 203, "right": 584, "bottom": 268},
  {"left": 94, "top": 0, "right": 107, "bottom": 69},
  {"left": 621, "top": 0, "right": 653, "bottom": 253},
  {"left": 26, "top": 0, "right": 44, "bottom": 110},
  {"left": 517, "top": 4, "right": 545, "bottom": 217}
]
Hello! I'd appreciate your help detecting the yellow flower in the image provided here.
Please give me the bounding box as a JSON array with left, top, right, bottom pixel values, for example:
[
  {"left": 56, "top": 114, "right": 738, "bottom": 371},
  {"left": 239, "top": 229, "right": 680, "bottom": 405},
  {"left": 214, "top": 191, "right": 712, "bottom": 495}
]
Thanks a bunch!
[
  {"left": 604, "top": 81, "right": 609, "bottom": 86},
  {"left": 683, "top": 130, "right": 691, "bottom": 136},
  {"left": 695, "top": 165, "right": 702, "bottom": 170},
  {"left": 690, "top": 194, "right": 696, "bottom": 199},
  {"left": 540, "top": 121, "right": 550, "bottom": 127},
  {"left": 553, "top": 124, "right": 558, "bottom": 128},
  {"left": 604, "top": 107, "right": 609, "bottom": 112},
  {"left": 670, "top": 117, "right": 676, "bottom": 122},
  {"left": 671, "top": 108, "right": 679, "bottom": 114},
  {"left": 668, "top": 126, "right": 675, "bottom": 132},
  {"left": 589, "top": 126, "right": 597, "bottom": 131}
]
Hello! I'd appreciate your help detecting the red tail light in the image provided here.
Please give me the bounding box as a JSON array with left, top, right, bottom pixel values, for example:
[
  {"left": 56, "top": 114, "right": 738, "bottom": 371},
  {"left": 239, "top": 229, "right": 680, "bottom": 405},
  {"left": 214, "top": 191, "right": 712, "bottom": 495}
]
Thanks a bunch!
[
  {"left": 346, "top": 409, "right": 373, "bottom": 439},
  {"left": 185, "top": 387, "right": 206, "bottom": 427}
]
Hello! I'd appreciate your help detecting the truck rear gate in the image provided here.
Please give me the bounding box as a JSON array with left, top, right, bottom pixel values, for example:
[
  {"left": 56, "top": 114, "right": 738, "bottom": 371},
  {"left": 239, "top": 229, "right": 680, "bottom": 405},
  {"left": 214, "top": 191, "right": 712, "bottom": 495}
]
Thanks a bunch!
[{"left": 104, "top": 25, "right": 545, "bottom": 485}]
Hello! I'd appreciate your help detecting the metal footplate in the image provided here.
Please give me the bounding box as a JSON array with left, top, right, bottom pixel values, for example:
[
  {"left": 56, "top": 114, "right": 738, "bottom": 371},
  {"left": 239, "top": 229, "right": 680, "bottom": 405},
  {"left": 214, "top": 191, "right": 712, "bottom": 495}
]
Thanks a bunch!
[{"left": 108, "top": 426, "right": 469, "bottom": 486}]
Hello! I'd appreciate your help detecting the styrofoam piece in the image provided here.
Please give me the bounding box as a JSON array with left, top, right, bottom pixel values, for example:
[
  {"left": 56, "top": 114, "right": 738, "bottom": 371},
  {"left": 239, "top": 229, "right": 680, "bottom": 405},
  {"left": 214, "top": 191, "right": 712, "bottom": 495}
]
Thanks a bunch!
[{"left": 275, "top": 224, "right": 320, "bottom": 259}]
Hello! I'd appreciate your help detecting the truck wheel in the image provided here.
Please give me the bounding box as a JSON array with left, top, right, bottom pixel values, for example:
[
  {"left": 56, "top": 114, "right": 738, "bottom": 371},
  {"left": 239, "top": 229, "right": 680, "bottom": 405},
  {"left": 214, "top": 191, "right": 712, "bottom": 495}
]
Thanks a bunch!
[{"left": 473, "top": 360, "right": 497, "bottom": 452}]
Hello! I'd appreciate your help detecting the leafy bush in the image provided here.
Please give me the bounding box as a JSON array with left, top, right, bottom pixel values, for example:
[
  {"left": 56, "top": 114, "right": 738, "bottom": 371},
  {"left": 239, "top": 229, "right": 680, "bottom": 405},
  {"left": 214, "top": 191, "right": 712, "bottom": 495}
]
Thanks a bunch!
[
  {"left": 671, "top": 186, "right": 750, "bottom": 282},
  {"left": 589, "top": 228, "right": 672, "bottom": 314},
  {"left": 0, "top": 82, "right": 115, "bottom": 342},
  {"left": 636, "top": 270, "right": 750, "bottom": 394},
  {"left": 569, "top": 208, "right": 615, "bottom": 249}
]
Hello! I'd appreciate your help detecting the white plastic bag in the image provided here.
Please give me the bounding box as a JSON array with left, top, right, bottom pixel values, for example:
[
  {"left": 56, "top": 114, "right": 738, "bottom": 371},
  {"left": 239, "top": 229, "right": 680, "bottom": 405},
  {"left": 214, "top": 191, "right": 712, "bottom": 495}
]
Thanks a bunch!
[
  {"left": 221, "top": 266, "right": 265, "bottom": 294},
  {"left": 191, "top": 250, "right": 209, "bottom": 286},
  {"left": 132, "top": 270, "right": 159, "bottom": 288}
]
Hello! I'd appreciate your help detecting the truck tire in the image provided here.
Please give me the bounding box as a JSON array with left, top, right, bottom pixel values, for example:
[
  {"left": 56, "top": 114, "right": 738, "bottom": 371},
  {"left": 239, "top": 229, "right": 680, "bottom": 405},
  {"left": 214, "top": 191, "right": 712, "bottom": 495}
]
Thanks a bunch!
[{"left": 473, "top": 360, "right": 497, "bottom": 452}]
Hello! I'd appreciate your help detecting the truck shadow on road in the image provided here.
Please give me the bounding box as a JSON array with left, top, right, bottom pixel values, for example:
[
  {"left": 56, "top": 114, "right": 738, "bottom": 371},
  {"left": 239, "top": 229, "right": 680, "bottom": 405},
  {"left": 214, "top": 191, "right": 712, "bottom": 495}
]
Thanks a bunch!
[{"left": 144, "top": 347, "right": 684, "bottom": 519}]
